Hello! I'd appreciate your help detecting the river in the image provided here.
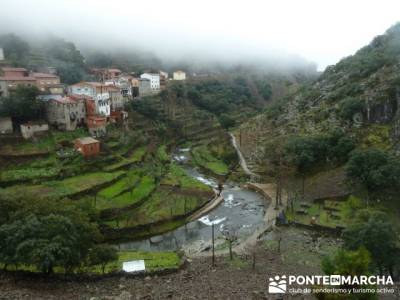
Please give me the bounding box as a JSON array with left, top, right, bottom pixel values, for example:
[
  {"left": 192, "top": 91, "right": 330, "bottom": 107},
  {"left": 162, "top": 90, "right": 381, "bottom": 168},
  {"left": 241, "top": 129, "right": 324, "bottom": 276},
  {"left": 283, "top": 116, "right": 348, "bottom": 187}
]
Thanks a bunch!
[{"left": 119, "top": 148, "right": 268, "bottom": 254}]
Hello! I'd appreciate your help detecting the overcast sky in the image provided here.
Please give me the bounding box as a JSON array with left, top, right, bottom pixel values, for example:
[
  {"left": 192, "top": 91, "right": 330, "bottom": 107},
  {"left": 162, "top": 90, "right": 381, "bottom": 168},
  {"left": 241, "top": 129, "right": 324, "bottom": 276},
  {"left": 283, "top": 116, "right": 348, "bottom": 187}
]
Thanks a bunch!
[{"left": 0, "top": 0, "right": 399, "bottom": 70}]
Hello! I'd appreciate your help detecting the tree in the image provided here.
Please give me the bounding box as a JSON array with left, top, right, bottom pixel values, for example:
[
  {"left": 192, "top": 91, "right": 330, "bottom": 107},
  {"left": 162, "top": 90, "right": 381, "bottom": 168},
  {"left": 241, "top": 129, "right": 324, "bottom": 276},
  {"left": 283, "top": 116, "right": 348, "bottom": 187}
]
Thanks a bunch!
[
  {"left": 338, "top": 97, "right": 365, "bottom": 122},
  {"left": 345, "top": 149, "right": 400, "bottom": 204},
  {"left": 244, "top": 242, "right": 258, "bottom": 270},
  {"left": 218, "top": 113, "right": 236, "bottom": 129},
  {"left": 342, "top": 210, "right": 399, "bottom": 276},
  {"left": 326, "top": 133, "right": 355, "bottom": 164},
  {"left": 0, "top": 214, "right": 82, "bottom": 273},
  {"left": 0, "top": 33, "right": 30, "bottom": 65},
  {"left": 282, "top": 132, "right": 354, "bottom": 201},
  {"left": 0, "top": 193, "right": 25, "bottom": 226},
  {"left": 0, "top": 196, "right": 101, "bottom": 274},
  {"left": 55, "top": 63, "right": 85, "bottom": 84},
  {"left": 43, "top": 37, "right": 86, "bottom": 84},
  {"left": 86, "top": 51, "right": 113, "bottom": 68},
  {"left": 284, "top": 136, "right": 319, "bottom": 200},
  {"left": 0, "top": 86, "right": 44, "bottom": 124},
  {"left": 318, "top": 248, "right": 375, "bottom": 300},
  {"left": 322, "top": 247, "right": 372, "bottom": 277},
  {"left": 88, "top": 245, "right": 118, "bottom": 274},
  {"left": 259, "top": 82, "right": 272, "bottom": 100},
  {"left": 264, "top": 137, "right": 294, "bottom": 208},
  {"left": 221, "top": 224, "right": 238, "bottom": 260}
]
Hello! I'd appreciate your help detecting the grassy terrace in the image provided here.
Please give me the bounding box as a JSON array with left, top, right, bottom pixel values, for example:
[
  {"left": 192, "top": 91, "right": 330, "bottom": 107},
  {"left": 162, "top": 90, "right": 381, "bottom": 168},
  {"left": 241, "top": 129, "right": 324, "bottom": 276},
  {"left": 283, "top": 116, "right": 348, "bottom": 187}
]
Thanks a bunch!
[
  {"left": 104, "top": 146, "right": 147, "bottom": 171},
  {"left": 0, "top": 167, "right": 60, "bottom": 182},
  {"left": 1, "top": 251, "right": 182, "bottom": 274},
  {"left": 286, "top": 195, "right": 363, "bottom": 228},
  {"left": 98, "top": 251, "right": 182, "bottom": 273},
  {"left": 0, "top": 129, "right": 87, "bottom": 155},
  {"left": 0, "top": 171, "right": 125, "bottom": 199},
  {"left": 161, "top": 164, "right": 210, "bottom": 191},
  {"left": 96, "top": 174, "right": 156, "bottom": 210},
  {"left": 106, "top": 188, "right": 210, "bottom": 229},
  {"left": 191, "top": 145, "right": 229, "bottom": 176},
  {"left": 0, "top": 130, "right": 215, "bottom": 242},
  {"left": 156, "top": 145, "right": 169, "bottom": 162}
]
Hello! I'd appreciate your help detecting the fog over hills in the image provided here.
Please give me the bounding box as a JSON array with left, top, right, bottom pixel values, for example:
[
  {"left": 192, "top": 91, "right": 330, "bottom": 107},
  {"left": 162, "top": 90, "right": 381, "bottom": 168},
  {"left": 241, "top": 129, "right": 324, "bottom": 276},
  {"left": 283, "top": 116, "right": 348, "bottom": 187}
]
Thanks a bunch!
[{"left": 0, "top": 0, "right": 399, "bottom": 71}]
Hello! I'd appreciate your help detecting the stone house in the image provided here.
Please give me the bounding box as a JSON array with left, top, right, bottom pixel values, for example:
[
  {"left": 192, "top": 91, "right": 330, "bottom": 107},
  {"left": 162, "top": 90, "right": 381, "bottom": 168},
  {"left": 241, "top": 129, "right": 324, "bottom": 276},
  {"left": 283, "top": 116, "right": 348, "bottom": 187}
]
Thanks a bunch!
[
  {"left": 140, "top": 73, "right": 160, "bottom": 91},
  {"left": 0, "top": 76, "right": 37, "bottom": 92},
  {"left": 87, "top": 115, "right": 107, "bottom": 137},
  {"left": 0, "top": 117, "right": 12, "bottom": 134},
  {"left": 138, "top": 78, "right": 152, "bottom": 97},
  {"left": 109, "top": 87, "right": 126, "bottom": 111},
  {"left": 0, "top": 80, "right": 8, "bottom": 97},
  {"left": 110, "top": 110, "right": 128, "bottom": 124},
  {"left": 31, "top": 72, "right": 60, "bottom": 92},
  {"left": 20, "top": 121, "right": 49, "bottom": 139},
  {"left": 91, "top": 68, "right": 122, "bottom": 81},
  {"left": 1, "top": 67, "right": 29, "bottom": 77},
  {"left": 46, "top": 96, "right": 86, "bottom": 131},
  {"left": 105, "top": 76, "right": 133, "bottom": 98},
  {"left": 159, "top": 71, "right": 168, "bottom": 90},
  {"left": 47, "top": 84, "right": 66, "bottom": 95},
  {"left": 0, "top": 67, "right": 37, "bottom": 93}
]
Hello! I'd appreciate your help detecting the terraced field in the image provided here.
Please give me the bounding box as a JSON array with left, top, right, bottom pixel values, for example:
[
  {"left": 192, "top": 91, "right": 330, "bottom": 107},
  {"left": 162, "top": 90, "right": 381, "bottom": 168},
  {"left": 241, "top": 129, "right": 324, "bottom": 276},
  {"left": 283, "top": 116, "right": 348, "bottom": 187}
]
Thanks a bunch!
[
  {"left": 96, "top": 173, "right": 156, "bottom": 210},
  {"left": 191, "top": 145, "right": 229, "bottom": 176},
  {"left": 0, "top": 171, "right": 125, "bottom": 199}
]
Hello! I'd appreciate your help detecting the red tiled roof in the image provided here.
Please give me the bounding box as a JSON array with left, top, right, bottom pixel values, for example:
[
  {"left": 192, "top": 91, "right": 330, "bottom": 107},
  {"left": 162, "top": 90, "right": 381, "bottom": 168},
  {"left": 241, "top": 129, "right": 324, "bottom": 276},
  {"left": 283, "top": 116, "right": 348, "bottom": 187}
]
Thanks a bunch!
[
  {"left": 105, "top": 85, "right": 120, "bottom": 91},
  {"left": 31, "top": 72, "right": 59, "bottom": 78},
  {"left": 52, "top": 97, "right": 77, "bottom": 104},
  {"left": 1, "top": 67, "right": 28, "bottom": 72},
  {"left": 69, "top": 94, "right": 94, "bottom": 101},
  {"left": 0, "top": 76, "right": 36, "bottom": 81},
  {"left": 76, "top": 137, "right": 99, "bottom": 145},
  {"left": 70, "top": 81, "right": 100, "bottom": 87}
]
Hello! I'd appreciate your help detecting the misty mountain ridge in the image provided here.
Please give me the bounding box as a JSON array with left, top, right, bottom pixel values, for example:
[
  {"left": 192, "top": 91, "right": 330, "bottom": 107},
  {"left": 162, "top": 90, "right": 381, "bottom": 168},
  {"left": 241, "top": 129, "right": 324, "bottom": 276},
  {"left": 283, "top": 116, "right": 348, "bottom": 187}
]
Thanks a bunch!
[
  {"left": 238, "top": 22, "right": 400, "bottom": 169},
  {"left": 0, "top": 32, "right": 318, "bottom": 83}
]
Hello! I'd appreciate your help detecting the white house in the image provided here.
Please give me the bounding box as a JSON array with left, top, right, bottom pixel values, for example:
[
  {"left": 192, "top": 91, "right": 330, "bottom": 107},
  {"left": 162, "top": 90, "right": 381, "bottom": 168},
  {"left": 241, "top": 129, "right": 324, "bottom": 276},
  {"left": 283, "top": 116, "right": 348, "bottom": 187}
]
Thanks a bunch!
[
  {"left": 173, "top": 70, "right": 186, "bottom": 81},
  {"left": 140, "top": 73, "right": 160, "bottom": 91},
  {"left": 68, "top": 82, "right": 111, "bottom": 117}
]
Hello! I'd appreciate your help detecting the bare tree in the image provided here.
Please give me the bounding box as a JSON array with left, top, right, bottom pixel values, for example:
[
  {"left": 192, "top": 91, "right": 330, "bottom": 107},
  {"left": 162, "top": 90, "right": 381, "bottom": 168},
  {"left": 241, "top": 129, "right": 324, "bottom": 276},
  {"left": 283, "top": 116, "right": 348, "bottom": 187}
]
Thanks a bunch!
[
  {"left": 221, "top": 225, "right": 239, "bottom": 260},
  {"left": 264, "top": 137, "right": 294, "bottom": 209},
  {"left": 275, "top": 227, "right": 283, "bottom": 253},
  {"left": 245, "top": 241, "right": 258, "bottom": 271}
]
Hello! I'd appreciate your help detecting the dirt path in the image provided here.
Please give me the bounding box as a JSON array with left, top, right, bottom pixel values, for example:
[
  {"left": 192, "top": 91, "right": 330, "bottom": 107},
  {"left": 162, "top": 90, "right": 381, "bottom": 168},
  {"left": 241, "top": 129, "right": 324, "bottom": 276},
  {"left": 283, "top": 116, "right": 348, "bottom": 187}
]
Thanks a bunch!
[{"left": 229, "top": 133, "right": 259, "bottom": 179}]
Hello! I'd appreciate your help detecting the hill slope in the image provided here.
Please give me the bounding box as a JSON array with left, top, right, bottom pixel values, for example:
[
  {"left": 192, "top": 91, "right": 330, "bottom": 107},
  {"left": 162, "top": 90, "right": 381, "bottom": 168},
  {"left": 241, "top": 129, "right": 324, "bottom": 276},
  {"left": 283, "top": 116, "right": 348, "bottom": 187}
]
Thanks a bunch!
[{"left": 238, "top": 23, "right": 400, "bottom": 170}]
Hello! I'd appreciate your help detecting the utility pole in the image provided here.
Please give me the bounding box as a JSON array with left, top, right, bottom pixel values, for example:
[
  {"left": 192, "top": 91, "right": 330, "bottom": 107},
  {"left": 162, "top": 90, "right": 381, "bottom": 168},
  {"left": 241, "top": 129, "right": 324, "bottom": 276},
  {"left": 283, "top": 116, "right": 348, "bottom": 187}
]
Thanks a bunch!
[{"left": 212, "top": 223, "right": 215, "bottom": 267}]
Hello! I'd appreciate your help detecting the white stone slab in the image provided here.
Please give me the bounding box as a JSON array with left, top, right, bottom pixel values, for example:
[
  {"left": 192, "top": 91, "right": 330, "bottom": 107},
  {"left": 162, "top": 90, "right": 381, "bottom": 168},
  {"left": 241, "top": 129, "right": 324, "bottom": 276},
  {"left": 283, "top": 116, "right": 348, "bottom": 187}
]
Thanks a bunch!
[{"left": 122, "top": 260, "right": 145, "bottom": 272}]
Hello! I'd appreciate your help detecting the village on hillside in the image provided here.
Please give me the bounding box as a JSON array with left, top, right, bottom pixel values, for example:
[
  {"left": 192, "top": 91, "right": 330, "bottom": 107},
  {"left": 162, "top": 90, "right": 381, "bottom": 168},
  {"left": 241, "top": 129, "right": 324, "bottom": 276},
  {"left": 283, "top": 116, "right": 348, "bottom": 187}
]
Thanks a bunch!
[{"left": 0, "top": 47, "right": 187, "bottom": 157}]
